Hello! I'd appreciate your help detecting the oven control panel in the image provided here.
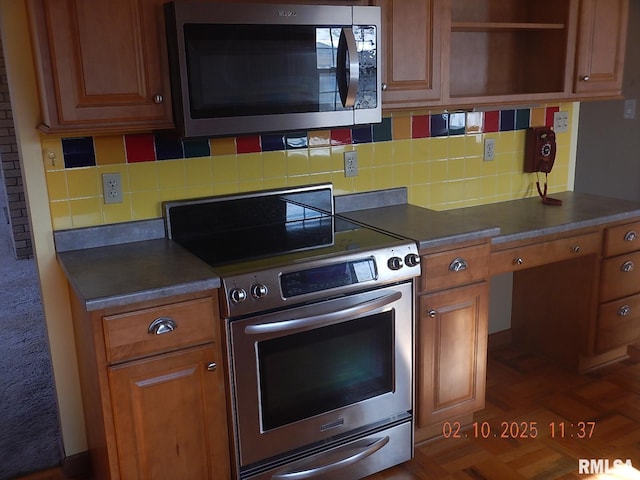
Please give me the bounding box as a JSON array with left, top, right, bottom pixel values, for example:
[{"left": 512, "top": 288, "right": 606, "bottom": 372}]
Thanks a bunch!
[{"left": 221, "top": 243, "right": 421, "bottom": 318}]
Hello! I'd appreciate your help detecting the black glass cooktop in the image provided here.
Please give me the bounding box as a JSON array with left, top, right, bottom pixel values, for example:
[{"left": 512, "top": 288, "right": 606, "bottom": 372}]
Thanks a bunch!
[{"left": 164, "top": 184, "right": 404, "bottom": 269}]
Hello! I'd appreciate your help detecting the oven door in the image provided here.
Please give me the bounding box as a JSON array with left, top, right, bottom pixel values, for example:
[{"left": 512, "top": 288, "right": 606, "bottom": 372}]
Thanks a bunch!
[{"left": 227, "top": 282, "right": 413, "bottom": 468}]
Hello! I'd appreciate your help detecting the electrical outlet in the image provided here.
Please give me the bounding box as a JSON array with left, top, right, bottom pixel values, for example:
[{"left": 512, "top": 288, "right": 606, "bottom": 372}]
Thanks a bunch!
[
  {"left": 102, "top": 173, "right": 123, "bottom": 204},
  {"left": 553, "top": 111, "right": 569, "bottom": 133},
  {"left": 344, "top": 151, "right": 358, "bottom": 177},
  {"left": 624, "top": 99, "right": 636, "bottom": 119},
  {"left": 484, "top": 138, "right": 495, "bottom": 161}
]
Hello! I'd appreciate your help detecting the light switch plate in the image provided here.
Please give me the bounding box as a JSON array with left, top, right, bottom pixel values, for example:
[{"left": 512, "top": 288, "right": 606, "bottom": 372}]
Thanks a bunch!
[{"left": 624, "top": 99, "right": 636, "bottom": 120}]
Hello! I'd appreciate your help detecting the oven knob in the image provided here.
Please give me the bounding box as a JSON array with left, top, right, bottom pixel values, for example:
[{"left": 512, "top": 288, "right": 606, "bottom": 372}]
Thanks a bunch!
[
  {"left": 405, "top": 253, "right": 421, "bottom": 267},
  {"left": 388, "top": 256, "right": 404, "bottom": 270},
  {"left": 229, "top": 288, "right": 247, "bottom": 304},
  {"left": 251, "top": 283, "right": 269, "bottom": 299}
]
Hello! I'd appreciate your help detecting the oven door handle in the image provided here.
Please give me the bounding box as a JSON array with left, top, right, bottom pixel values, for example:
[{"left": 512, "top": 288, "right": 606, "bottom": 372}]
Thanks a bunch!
[
  {"left": 244, "top": 290, "right": 402, "bottom": 336},
  {"left": 271, "top": 435, "right": 390, "bottom": 480}
]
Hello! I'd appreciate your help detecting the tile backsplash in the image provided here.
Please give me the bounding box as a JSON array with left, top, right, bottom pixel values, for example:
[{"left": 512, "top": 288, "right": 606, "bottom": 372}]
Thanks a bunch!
[{"left": 42, "top": 104, "right": 573, "bottom": 230}]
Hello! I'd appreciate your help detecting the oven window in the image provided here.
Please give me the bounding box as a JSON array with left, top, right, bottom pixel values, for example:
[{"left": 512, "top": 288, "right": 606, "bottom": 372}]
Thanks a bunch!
[{"left": 257, "top": 311, "right": 393, "bottom": 431}]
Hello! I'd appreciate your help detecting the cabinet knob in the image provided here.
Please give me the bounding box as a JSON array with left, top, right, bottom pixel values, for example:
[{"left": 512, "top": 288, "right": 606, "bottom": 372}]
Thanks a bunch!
[
  {"left": 625, "top": 231, "right": 638, "bottom": 242},
  {"left": 581, "top": 75, "right": 590, "bottom": 82},
  {"left": 427, "top": 309, "right": 437, "bottom": 318},
  {"left": 381, "top": 83, "right": 388, "bottom": 91},
  {"left": 513, "top": 257, "right": 524, "bottom": 266},
  {"left": 621, "top": 260, "right": 635, "bottom": 273},
  {"left": 449, "top": 257, "right": 468, "bottom": 272},
  {"left": 153, "top": 94, "right": 164, "bottom": 104},
  {"left": 618, "top": 305, "right": 631, "bottom": 317},
  {"left": 572, "top": 245, "right": 581, "bottom": 254},
  {"left": 207, "top": 362, "right": 217, "bottom": 372},
  {"left": 148, "top": 317, "right": 177, "bottom": 335}
]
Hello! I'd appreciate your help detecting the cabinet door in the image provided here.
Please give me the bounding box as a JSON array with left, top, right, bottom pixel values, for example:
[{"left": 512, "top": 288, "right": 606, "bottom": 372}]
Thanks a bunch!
[
  {"left": 416, "top": 282, "right": 488, "bottom": 429},
  {"left": 109, "top": 345, "right": 231, "bottom": 480},
  {"left": 28, "top": 0, "right": 174, "bottom": 133},
  {"left": 374, "top": 0, "right": 443, "bottom": 108},
  {"left": 573, "top": 0, "right": 628, "bottom": 95}
]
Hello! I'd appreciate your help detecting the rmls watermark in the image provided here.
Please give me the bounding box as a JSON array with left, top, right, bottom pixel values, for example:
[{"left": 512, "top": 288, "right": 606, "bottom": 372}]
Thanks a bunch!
[{"left": 579, "top": 458, "right": 634, "bottom": 475}]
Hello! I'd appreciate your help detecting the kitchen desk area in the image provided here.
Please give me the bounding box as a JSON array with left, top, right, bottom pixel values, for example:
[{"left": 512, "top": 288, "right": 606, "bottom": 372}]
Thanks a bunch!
[{"left": 56, "top": 188, "right": 640, "bottom": 479}]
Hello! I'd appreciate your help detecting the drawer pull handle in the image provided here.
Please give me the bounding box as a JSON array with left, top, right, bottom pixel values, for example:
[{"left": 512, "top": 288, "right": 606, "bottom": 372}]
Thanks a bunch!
[
  {"left": 148, "top": 317, "right": 177, "bottom": 335},
  {"left": 428, "top": 309, "right": 437, "bottom": 318},
  {"left": 572, "top": 245, "right": 581, "bottom": 253},
  {"left": 449, "top": 257, "right": 468, "bottom": 272},
  {"left": 207, "top": 362, "right": 217, "bottom": 372},
  {"left": 621, "top": 261, "right": 635, "bottom": 273},
  {"left": 625, "top": 231, "right": 638, "bottom": 242},
  {"left": 513, "top": 257, "right": 524, "bottom": 266},
  {"left": 618, "top": 305, "right": 631, "bottom": 317}
]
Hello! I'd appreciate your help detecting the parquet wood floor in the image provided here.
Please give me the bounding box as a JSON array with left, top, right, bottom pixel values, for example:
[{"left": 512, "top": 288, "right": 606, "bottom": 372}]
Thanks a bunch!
[
  {"left": 368, "top": 345, "right": 640, "bottom": 480},
  {"left": 18, "top": 344, "right": 640, "bottom": 480}
]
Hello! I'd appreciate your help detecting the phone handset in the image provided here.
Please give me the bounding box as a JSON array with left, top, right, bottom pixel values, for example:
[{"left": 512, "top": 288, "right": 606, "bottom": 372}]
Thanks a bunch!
[{"left": 525, "top": 126, "right": 562, "bottom": 206}]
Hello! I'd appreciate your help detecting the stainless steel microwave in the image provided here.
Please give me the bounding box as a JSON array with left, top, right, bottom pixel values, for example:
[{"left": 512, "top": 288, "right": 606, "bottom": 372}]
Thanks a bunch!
[{"left": 164, "top": 1, "right": 382, "bottom": 138}]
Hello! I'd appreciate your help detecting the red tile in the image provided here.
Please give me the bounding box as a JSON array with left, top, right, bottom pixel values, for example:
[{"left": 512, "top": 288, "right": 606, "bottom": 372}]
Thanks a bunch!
[
  {"left": 236, "top": 135, "right": 261, "bottom": 154},
  {"left": 330, "top": 128, "right": 352, "bottom": 146},
  {"left": 125, "top": 134, "right": 156, "bottom": 163},
  {"left": 546, "top": 106, "right": 560, "bottom": 127},
  {"left": 484, "top": 111, "right": 500, "bottom": 133},
  {"left": 412, "top": 115, "right": 430, "bottom": 138}
]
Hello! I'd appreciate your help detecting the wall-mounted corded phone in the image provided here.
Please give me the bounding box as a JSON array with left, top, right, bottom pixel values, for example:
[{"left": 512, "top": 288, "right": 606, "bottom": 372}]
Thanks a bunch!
[{"left": 525, "top": 126, "right": 562, "bottom": 206}]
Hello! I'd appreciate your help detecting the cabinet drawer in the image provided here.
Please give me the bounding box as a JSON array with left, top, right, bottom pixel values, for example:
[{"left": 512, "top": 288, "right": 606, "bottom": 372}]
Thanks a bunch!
[
  {"left": 603, "top": 221, "right": 640, "bottom": 257},
  {"left": 103, "top": 297, "right": 217, "bottom": 363},
  {"left": 490, "top": 232, "right": 600, "bottom": 275},
  {"left": 421, "top": 243, "right": 489, "bottom": 293},
  {"left": 596, "top": 293, "right": 640, "bottom": 352},
  {"left": 600, "top": 251, "right": 640, "bottom": 302}
]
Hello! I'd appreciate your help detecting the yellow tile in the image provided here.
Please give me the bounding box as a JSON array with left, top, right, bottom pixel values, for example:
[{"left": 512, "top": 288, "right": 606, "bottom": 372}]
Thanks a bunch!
[
  {"left": 286, "top": 175, "right": 312, "bottom": 187},
  {"left": 287, "top": 150, "right": 310, "bottom": 176},
  {"left": 94, "top": 135, "right": 126, "bottom": 165},
  {"left": 157, "top": 160, "right": 186, "bottom": 190},
  {"left": 130, "top": 190, "right": 161, "bottom": 220},
  {"left": 330, "top": 146, "right": 346, "bottom": 172},
  {"left": 465, "top": 134, "right": 483, "bottom": 158},
  {"left": 448, "top": 180, "right": 466, "bottom": 202},
  {"left": 212, "top": 155, "right": 238, "bottom": 184},
  {"left": 160, "top": 187, "right": 188, "bottom": 202},
  {"left": 392, "top": 140, "right": 412, "bottom": 164},
  {"left": 448, "top": 158, "right": 465, "bottom": 180},
  {"left": 262, "top": 151, "right": 287, "bottom": 179},
  {"left": 128, "top": 162, "right": 159, "bottom": 192},
  {"left": 411, "top": 138, "right": 429, "bottom": 162},
  {"left": 238, "top": 180, "right": 265, "bottom": 192},
  {"left": 496, "top": 131, "right": 515, "bottom": 154},
  {"left": 45, "top": 170, "right": 68, "bottom": 201},
  {"left": 447, "top": 136, "right": 466, "bottom": 159},
  {"left": 465, "top": 177, "right": 484, "bottom": 200},
  {"left": 465, "top": 157, "right": 483, "bottom": 178},
  {"left": 392, "top": 116, "right": 411, "bottom": 140},
  {"left": 102, "top": 194, "right": 133, "bottom": 224},
  {"left": 393, "top": 163, "right": 412, "bottom": 186},
  {"left": 49, "top": 201, "right": 72, "bottom": 230},
  {"left": 429, "top": 137, "right": 448, "bottom": 160},
  {"left": 69, "top": 197, "right": 102, "bottom": 227},
  {"left": 309, "top": 130, "right": 331, "bottom": 147},
  {"left": 428, "top": 182, "right": 449, "bottom": 206},
  {"left": 185, "top": 157, "right": 213, "bottom": 187},
  {"left": 429, "top": 159, "right": 448, "bottom": 183},
  {"left": 187, "top": 185, "right": 215, "bottom": 198},
  {"left": 412, "top": 161, "right": 429, "bottom": 184},
  {"left": 66, "top": 167, "right": 100, "bottom": 199},
  {"left": 211, "top": 137, "right": 236, "bottom": 156},
  {"left": 481, "top": 175, "right": 498, "bottom": 198},
  {"left": 237, "top": 153, "right": 263, "bottom": 181},
  {"left": 408, "top": 184, "right": 429, "bottom": 207},
  {"left": 212, "top": 182, "right": 240, "bottom": 196},
  {"left": 41, "top": 138, "right": 64, "bottom": 172},
  {"left": 262, "top": 177, "right": 288, "bottom": 190},
  {"left": 354, "top": 143, "right": 374, "bottom": 169},
  {"left": 372, "top": 165, "right": 395, "bottom": 190},
  {"left": 352, "top": 171, "right": 374, "bottom": 192},
  {"left": 309, "top": 147, "right": 332, "bottom": 174},
  {"left": 372, "top": 142, "right": 394, "bottom": 167}
]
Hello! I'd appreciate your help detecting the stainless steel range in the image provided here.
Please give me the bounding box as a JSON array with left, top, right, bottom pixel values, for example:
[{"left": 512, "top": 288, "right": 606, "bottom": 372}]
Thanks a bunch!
[{"left": 164, "top": 184, "right": 421, "bottom": 480}]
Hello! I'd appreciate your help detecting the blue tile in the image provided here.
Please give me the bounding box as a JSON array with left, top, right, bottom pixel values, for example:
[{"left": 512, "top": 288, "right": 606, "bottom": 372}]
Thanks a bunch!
[
  {"left": 500, "top": 110, "right": 516, "bottom": 131},
  {"left": 430, "top": 113, "right": 449, "bottom": 137},
  {"left": 261, "top": 134, "right": 286, "bottom": 152},
  {"left": 62, "top": 137, "right": 95, "bottom": 168},
  {"left": 155, "top": 133, "right": 184, "bottom": 160},
  {"left": 352, "top": 125, "right": 373, "bottom": 144},
  {"left": 285, "top": 131, "right": 308, "bottom": 149},
  {"left": 449, "top": 112, "right": 466, "bottom": 136},
  {"left": 516, "top": 109, "right": 531, "bottom": 130},
  {"left": 373, "top": 117, "right": 392, "bottom": 142},
  {"left": 183, "top": 139, "right": 211, "bottom": 158}
]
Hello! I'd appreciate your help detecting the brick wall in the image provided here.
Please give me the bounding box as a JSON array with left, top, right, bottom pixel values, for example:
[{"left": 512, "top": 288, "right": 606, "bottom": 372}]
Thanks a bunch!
[{"left": 0, "top": 35, "right": 33, "bottom": 259}]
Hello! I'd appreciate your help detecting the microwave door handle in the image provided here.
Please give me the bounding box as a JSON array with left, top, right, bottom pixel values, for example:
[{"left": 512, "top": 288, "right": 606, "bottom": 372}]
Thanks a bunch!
[
  {"left": 337, "top": 27, "right": 359, "bottom": 108},
  {"left": 244, "top": 290, "right": 401, "bottom": 335}
]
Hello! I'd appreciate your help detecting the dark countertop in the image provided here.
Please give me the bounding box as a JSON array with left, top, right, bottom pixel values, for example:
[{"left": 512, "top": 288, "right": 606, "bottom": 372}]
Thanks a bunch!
[
  {"left": 57, "top": 239, "right": 220, "bottom": 311},
  {"left": 341, "top": 191, "right": 640, "bottom": 249}
]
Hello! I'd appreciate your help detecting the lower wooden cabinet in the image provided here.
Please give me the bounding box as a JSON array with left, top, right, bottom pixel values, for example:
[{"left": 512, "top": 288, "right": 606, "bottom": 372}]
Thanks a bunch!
[
  {"left": 109, "top": 345, "right": 230, "bottom": 480},
  {"left": 415, "top": 282, "right": 488, "bottom": 442}
]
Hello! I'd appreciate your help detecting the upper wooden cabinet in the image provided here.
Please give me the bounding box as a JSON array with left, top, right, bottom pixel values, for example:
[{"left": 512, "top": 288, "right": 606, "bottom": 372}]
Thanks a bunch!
[
  {"left": 374, "top": 0, "right": 443, "bottom": 109},
  {"left": 572, "top": 0, "right": 629, "bottom": 97},
  {"left": 28, "top": 0, "right": 174, "bottom": 134}
]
